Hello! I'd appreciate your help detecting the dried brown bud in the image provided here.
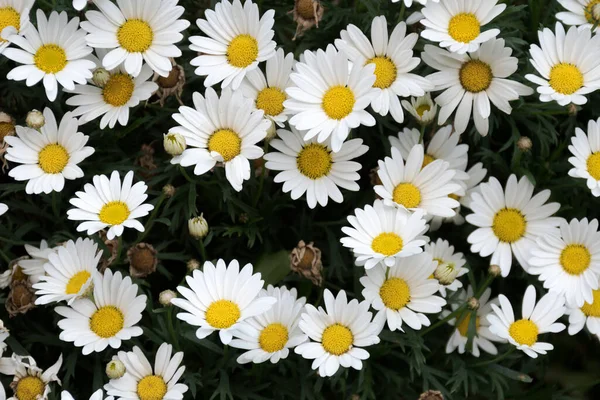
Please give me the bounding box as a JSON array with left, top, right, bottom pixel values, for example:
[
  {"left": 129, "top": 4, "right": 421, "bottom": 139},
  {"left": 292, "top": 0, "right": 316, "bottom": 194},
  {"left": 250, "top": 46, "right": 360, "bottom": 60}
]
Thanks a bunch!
[
  {"left": 153, "top": 59, "right": 185, "bottom": 107},
  {"left": 127, "top": 243, "right": 158, "bottom": 278},
  {"left": 290, "top": 240, "right": 323, "bottom": 286},
  {"left": 291, "top": 0, "right": 324, "bottom": 40},
  {"left": 467, "top": 297, "right": 480, "bottom": 311},
  {"left": 7, "top": 280, "right": 36, "bottom": 317},
  {"left": 568, "top": 103, "right": 578, "bottom": 116},
  {"left": 253, "top": 157, "right": 266, "bottom": 178},
  {"left": 419, "top": 390, "right": 443, "bottom": 400},
  {"left": 138, "top": 144, "right": 157, "bottom": 172},
  {"left": 0, "top": 112, "right": 15, "bottom": 172},
  {"left": 488, "top": 264, "right": 501, "bottom": 277},
  {"left": 517, "top": 136, "right": 532, "bottom": 152},
  {"left": 187, "top": 259, "right": 201, "bottom": 272}
]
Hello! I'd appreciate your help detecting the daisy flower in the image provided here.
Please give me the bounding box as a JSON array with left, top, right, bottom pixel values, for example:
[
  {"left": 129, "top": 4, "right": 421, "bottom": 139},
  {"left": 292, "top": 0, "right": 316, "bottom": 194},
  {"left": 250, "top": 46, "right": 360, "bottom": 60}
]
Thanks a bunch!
[
  {"left": 360, "top": 254, "right": 446, "bottom": 331},
  {"left": 19, "top": 240, "right": 57, "bottom": 283},
  {"left": 335, "top": 17, "right": 433, "bottom": 123},
  {"left": 466, "top": 174, "right": 561, "bottom": 277},
  {"left": 528, "top": 218, "right": 600, "bottom": 307},
  {"left": 487, "top": 285, "right": 566, "bottom": 358},
  {"left": 3, "top": 10, "right": 95, "bottom": 101},
  {"left": 5, "top": 108, "right": 95, "bottom": 195},
  {"left": 568, "top": 117, "right": 600, "bottom": 196},
  {"left": 420, "top": 0, "right": 506, "bottom": 54},
  {"left": 230, "top": 286, "right": 307, "bottom": 364},
  {"left": 526, "top": 22, "right": 600, "bottom": 106},
  {"left": 566, "top": 281, "right": 600, "bottom": 341},
  {"left": 67, "top": 170, "right": 154, "bottom": 240},
  {"left": 0, "top": 0, "right": 34, "bottom": 54},
  {"left": 104, "top": 343, "right": 187, "bottom": 400},
  {"left": 189, "top": 0, "right": 276, "bottom": 90},
  {"left": 169, "top": 87, "right": 270, "bottom": 191},
  {"left": 264, "top": 127, "right": 368, "bottom": 208},
  {"left": 374, "top": 144, "right": 462, "bottom": 217},
  {"left": 285, "top": 45, "right": 378, "bottom": 152},
  {"left": 55, "top": 269, "right": 147, "bottom": 355},
  {"left": 556, "top": 0, "right": 600, "bottom": 32},
  {"left": 33, "top": 238, "right": 101, "bottom": 306},
  {"left": 240, "top": 48, "right": 294, "bottom": 129},
  {"left": 2, "top": 354, "right": 62, "bottom": 400},
  {"left": 66, "top": 50, "right": 159, "bottom": 129},
  {"left": 401, "top": 93, "right": 438, "bottom": 125},
  {"left": 443, "top": 287, "right": 503, "bottom": 357},
  {"left": 61, "top": 389, "right": 107, "bottom": 400},
  {"left": 171, "top": 259, "right": 276, "bottom": 345},
  {"left": 425, "top": 238, "right": 468, "bottom": 297},
  {"left": 294, "top": 289, "right": 383, "bottom": 377},
  {"left": 81, "top": 0, "right": 190, "bottom": 77},
  {"left": 422, "top": 39, "right": 533, "bottom": 136},
  {"left": 340, "top": 199, "right": 428, "bottom": 270}
]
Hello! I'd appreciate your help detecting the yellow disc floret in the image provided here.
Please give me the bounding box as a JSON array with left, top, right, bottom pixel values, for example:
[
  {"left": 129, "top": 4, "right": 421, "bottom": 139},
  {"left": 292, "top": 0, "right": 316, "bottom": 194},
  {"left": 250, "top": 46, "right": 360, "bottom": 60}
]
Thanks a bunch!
[
  {"left": 549, "top": 63, "right": 584, "bottom": 95},
  {"left": 0, "top": 7, "right": 20, "bottom": 43},
  {"left": 392, "top": 183, "right": 421, "bottom": 208},
  {"left": 205, "top": 299, "right": 241, "bottom": 329},
  {"left": 367, "top": 56, "right": 397, "bottom": 89},
  {"left": 136, "top": 375, "right": 168, "bottom": 400},
  {"left": 66, "top": 271, "right": 92, "bottom": 295},
  {"left": 99, "top": 201, "right": 130, "bottom": 226},
  {"left": 460, "top": 60, "right": 493, "bottom": 93},
  {"left": 371, "top": 233, "right": 404, "bottom": 256},
  {"left": 296, "top": 143, "right": 333, "bottom": 179},
  {"left": 560, "top": 244, "right": 591, "bottom": 275},
  {"left": 208, "top": 129, "right": 242, "bottom": 162},
  {"left": 34, "top": 44, "right": 67, "bottom": 74},
  {"left": 15, "top": 376, "right": 45, "bottom": 400},
  {"left": 259, "top": 323, "right": 289, "bottom": 353},
  {"left": 118, "top": 20, "right": 153, "bottom": 53},
  {"left": 39, "top": 144, "right": 69, "bottom": 174},
  {"left": 508, "top": 319, "right": 538, "bottom": 346},
  {"left": 492, "top": 208, "right": 526, "bottom": 243},
  {"left": 448, "top": 13, "right": 481, "bottom": 43},
  {"left": 322, "top": 86, "right": 355, "bottom": 120},
  {"left": 379, "top": 277, "right": 410, "bottom": 310},
  {"left": 256, "top": 87, "right": 286, "bottom": 116},
  {"left": 103, "top": 73, "right": 135, "bottom": 107},
  {"left": 227, "top": 34, "right": 259, "bottom": 68},
  {"left": 321, "top": 323, "right": 353, "bottom": 355},
  {"left": 90, "top": 306, "right": 124, "bottom": 338}
]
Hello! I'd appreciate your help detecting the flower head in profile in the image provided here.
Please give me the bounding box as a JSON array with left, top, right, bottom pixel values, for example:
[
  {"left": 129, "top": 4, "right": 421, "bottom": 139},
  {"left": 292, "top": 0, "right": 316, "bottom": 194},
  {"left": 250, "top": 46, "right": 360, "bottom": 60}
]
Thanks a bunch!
[
  {"left": 566, "top": 278, "right": 600, "bottom": 342},
  {"left": 425, "top": 238, "right": 468, "bottom": 296},
  {"left": 568, "top": 117, "right": 600, "bottom": 196},
  {"left": 2, "top": 354, "right": 63, "bottom": 400}
]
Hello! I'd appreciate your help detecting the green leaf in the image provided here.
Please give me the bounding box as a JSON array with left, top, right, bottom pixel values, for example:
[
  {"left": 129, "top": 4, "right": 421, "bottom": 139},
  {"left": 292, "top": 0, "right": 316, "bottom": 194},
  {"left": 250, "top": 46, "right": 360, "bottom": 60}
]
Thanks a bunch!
[
  {"left": 253, "top": 249, "right": 290, "bottom": 286},
  {"left": 489, "top": 364, "right": 533, "bottom": 383}
]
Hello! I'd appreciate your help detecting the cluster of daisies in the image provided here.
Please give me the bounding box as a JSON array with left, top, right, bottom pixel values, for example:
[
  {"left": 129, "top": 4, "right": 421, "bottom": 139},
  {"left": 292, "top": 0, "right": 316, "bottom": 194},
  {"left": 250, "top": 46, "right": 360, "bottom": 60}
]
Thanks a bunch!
[{"left": 3, "top": 0, "right": 600, "bottom": 397}]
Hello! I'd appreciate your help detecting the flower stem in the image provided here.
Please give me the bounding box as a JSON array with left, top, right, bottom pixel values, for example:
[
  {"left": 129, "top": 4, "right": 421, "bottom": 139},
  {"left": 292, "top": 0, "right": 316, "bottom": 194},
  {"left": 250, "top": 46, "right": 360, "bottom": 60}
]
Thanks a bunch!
[
  {"left": 475, "top": 274, "right": 495, "bottom": 298},
  {"left": 472, "top": 347, "right": 516, "bottom": 367},
  {"left": 252, "top": 141, "right": 269, "bottom": 207},
  {"left": 134, "top": 193, "right": 166, "bottom": 245},
  {"left": 166, "top": 306, "right": 181, "bottom": 351},
  {"left": 418, "top": 124, "right": 426, "bottom": 144},
  {"left": 420, "top": 303, "right": 467, "bottom": 336}
]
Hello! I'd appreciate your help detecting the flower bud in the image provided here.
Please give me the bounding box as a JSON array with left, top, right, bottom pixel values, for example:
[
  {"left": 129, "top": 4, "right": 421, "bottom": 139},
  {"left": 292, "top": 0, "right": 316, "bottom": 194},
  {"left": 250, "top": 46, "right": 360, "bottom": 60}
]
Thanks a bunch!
[
  {"left": 159, "top": 289, "right": 177, "bottom": 306},
  {"left": 163, "top": 132, "right": 186, "bottom": 156},
  {"left": 433, "top": 262, "right": 459, "bottom": 286},
  {"left": 188, "top": 214, "right": 209, "bottom": 239},
  {"left": 106, "top": 358, "right": 126, "bottom": 379},
  {"left": 517, "top": 136, "right": 532, "bottom": 152},
  {"left": 187, "top": 258, "right": 200, "bottom": 272},
  {"left": 162, "top": 184, "right": 176, "bottom": 198},
  {"left": 488, "top": 264, "right": 501, "bottom": 277},
  {"left": 92, "top": 68, "right": 111, "bottom": 87},
  {"left": 467, "top": 297, "right": 480, "bottom": 311},
  {"left": 25, "top": 110, "right": 45, "bottom": 130}
]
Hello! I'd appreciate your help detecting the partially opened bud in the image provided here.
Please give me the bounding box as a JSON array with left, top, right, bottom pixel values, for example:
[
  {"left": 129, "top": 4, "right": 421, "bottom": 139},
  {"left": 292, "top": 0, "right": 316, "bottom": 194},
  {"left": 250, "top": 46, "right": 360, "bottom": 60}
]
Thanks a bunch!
[
  {"left": 25, "top": 110, "right": 45, "bottom": 130},
  {"left": 106, "top": 358, "right": 126, "bottom": 379},
  {"left": 188, "top": 214, "right": 209, "bottom": 239},
  {"left": 434, "top": 262, "right": 459, "bottom": 286},
  {"left": 164, "top": 132, "right": 186, "bottom": 156},
  {"left": 92, "top": 68, "right": 111, "bottom": 87}
]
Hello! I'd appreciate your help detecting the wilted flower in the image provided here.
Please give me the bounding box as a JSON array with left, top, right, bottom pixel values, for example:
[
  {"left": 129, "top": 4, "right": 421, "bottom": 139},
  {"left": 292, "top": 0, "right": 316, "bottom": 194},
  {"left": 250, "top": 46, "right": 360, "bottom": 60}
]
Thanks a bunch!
[
  {"left": 0, "top": 112, "right": 15, "bottom": 171},
  {"left": 164, "top": 132, "right": 186, "bottom": 156},
  {"left": 25, "top": 109, "right": 45, "bottom": 130},
  {"left": 159, "top": 289, "right": 177, "bottom": 306},
  {"left": 7, "top": 280, "right": 36, "bottom": 317},
  {"left": 189, "top": 214, "right": 209, "bottom": 239},
  {"left": 290, "top": 240, "right": 323, "bottom": 286},
  {"left": 106, "top": 358, "right": 126, "bottom": 379},
  {"left": 127, "top": 243, "right": 158, "bottom": 278},
  {"left": 153, "top": 59, "right": 186, "bottom": 106},
  {"left": 419, "top": 390, "right": 444, "bottom": 400},
  {"left": 138, "top": 144, "right": 158, "bottom": 172},
  {"left": 291, "top": 0, "right": 324, "bottom": 40}
]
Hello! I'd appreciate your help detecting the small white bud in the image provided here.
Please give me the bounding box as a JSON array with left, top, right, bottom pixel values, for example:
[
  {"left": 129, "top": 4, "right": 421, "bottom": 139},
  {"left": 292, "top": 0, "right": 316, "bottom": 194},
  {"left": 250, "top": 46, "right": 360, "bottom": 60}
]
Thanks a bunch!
[
  {"left": 188, "top": 214, "right": 209, "bottom": 239},
  {"left": 92, "top": 68, "right": 111, "bottom": 87},
  {"left": 433, "top": 262, "right": 459, "bottom": 286},
  {"left": 26, "top": 110, "right": 45, "bottom": 130},
  {"left": 163, "top": 132, "right": 186, "bottom": 156},
  {"left": 105, "top": 358, "right": 126, "bottom": 379},
  {"left": 187, "top": 259, "right": 200, "bottom": 272},
  {"left": 159, "top": 289, "right": 177, "bottom": 306}
]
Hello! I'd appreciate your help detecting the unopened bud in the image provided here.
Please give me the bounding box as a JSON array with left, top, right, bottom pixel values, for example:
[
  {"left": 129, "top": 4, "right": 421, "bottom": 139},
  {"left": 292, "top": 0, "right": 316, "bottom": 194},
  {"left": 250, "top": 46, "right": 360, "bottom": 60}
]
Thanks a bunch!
[
  {"left": 162, "top": 184, "right": 176, "bottom": 198},
  {"left": 467, "top": 297, "right": 480, "bottom": 311},
  {"left": 92, "top": 68, "right": 111, "bottom": 87},
  {"left": 188, "top": 214, "right": 209, "bottom": 239},
  {"left": 106, "top": 358, "right": 125, "bottom": 379},
  {"left": 433, "top": 262, "right": 459, "bottom": 285},
  {"left": 187, "top": 258, "right": 200, "bottom": 272},
  {"left": 26, "top": 110, "right": 45, "bottom": 130},
  {"left": 488, "top": 264, "right": 501, "bottom": 277},
  {"left": 517, "top": 136, "right": 532, "bottom": 152},
  {"left": 159, "top": 289, "right": 177, "bottom": 306},
  {"left": 568, "top": 103, "right": 578, "bottom": 116},
  {"left": 163, "top": 132, "right": 186, "bottom": 156}
]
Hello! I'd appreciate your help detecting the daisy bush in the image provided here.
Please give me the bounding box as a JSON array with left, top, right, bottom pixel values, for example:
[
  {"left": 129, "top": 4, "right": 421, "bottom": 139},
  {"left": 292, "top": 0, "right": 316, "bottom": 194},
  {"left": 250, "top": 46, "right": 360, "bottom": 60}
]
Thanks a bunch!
[{"left": 2, "top": 0, "right": 600, "bottom": 399}]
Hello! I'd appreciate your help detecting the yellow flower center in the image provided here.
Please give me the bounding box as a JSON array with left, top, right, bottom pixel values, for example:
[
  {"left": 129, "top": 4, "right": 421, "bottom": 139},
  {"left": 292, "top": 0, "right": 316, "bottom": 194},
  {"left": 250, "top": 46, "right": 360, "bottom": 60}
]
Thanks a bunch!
[
  {"left": 136, "top": 375, "right": 168, "bottom": 400},
  {"left": 549, "top": 63, "right": 584, "bottom": 95},
  {"left": 0, "top": 121, "right": 15, "bottom": 141},
  {"left": 38, "top": 144, "right": 69, "bottom": 174},
  {"left": 66, "top": 271, "right": 92, "bottom": 295},
  {"left": 34, "top": 44, "right": 67, "bottom": 74},
  {"left": 581, "top": 289, "right": 600, "bottom": 317},
  {"left": 366, "top": 56, "right": 397, "bottom": 89},
  {"left": 296, "top": 143, "right": 332, "bottom": 179},
  {"left": 256, "top": 87, "right": 286, "bottom": 116},
  {"left": 584, "top": 0, "right": 600, "bottom": 23},
  {"left": 379, "top": 277, "right": 410, "bottom": 310},
  {"left": 0, "top": 7, "right": 20, "bottom": 43},
  {"left": 227, "top": 34, "right": 259, "bottom": 68},
  {"left": 371, "top": 232, "right": 404, "bottom": 256},
  {"left": 90, "top": 306, "right": 124, "bottom": 338},
  {"left": 422, "top": 154, "right": 435, "bottom": 168},
  {"left": 492, "top": 208, "right": 526, "bottom": 243},
  {"left": 392, "top": 182, "right": 421, "bottom": 208},
  {"left": 448, "top": 13, "right": 481, "bottom": 43},
  {"left": 103, "top": 73, "right": 135, "bottom": 107},
  {"left": 118, "top": 19, "right": 153, "bottom": 53},
  {"left": 259, "top": 323, "right": 289, "bottom": 352},
  {"left": 459, "top": 60, "right": 493, "bottom": 93},
  {"left": 322, "top": 86, "right": 355, "bottom": 120},
  {"left": 207, "top": 129, "right": 242, "bottom": 162},
  {"left": 586, "top": 152, "right": 600, "bottom": 180},
  {"left": 508, "top": 319, "right": 538, "bottom": 346},
  {"left": 15, "top": 376, "right": 45, "bottom": 400},
  {"left": 99, "top": 201, "right": 130, "bottom": 226},
  {"left": 449, "top": 193, "right": 460, "bottom": 201},
  {"left": 456, "top": 313, "right": 480, "bottom": 337},
  {"left": 560, "top": 244, "right": 591, "bottom": 275},
  {"left": 205, "top": 299, "right": 241, "bottom": 329},
  {"left": 321, "top": 323, "right": 353, "bottom": 355},
  {"left": 416, "top": 104, "right": 431, "bottom": 117}
]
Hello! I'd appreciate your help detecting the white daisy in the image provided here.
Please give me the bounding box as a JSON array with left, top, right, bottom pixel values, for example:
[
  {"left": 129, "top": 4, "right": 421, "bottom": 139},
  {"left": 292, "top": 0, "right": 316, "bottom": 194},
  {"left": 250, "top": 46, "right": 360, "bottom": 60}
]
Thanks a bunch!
[
  {"left": 487, "top": 285, "right": 566, "bottom": 358},
  {"left": 556, "top": 0, "right": 600, "bottom": 32},
  {"left": 335, "top": 17, "right": 433, "bottom": 123},
  {"left": 0, "top": 319, "right": 9, "bottom": 356},
  {"left": 171, "top": 259, "right": 276, "bottom": 345},
  {"left": 528, "top": 218, "right": 600, "bottom": 307},
  {"left": 294, "top": 289, "right": 383, "bottom": 377},
  {"left": 568, "top": 117, "right": 600, "bottom": 196},
  {"left": 0, "top": 0, "right": 34, "bottom": 54},
  {"left": 19, "top": 239, "right": 57, "bottom": 283},
  {"left": 401, "top": 93, "right": 438, "bottom": 125},
  {"left": 420, "top": 0, "right": 506, "bottom": 54},
  {"left": 104, "top": 343, "right": 187, "bottom": 400},
  {"left": 240, "top": 48, "right": 294, "bottom": 128},
  {"left": 33, "top": 238, "right": 101, "bottom": 306},
  {"left": 340, "top": 199, "right": 428, "bottom": 270},
  {"left": 422, "top": 39, "right": 533, "bottom": 136},
  {"left": 5, "top": 108, "right": 95, "bottom": 195},
  {"left": 264, "top": 127, "right": 368, "bottom": 208},
  {"left": 61, "top": 389, "right": 108, "bottom": 400},
  {"left": 443, "top": 287, "right": 503, "bottom": 357},
  {"left": 526, "top": 22, "right": 600, "bottom": 106},
  {"left": 360, "top": 253, "right": 446, "bottom": 331},
  {"left": 566, "top": 282, "right": 600, "bottom": 341},
  {"left": 55, "top": 269, "right": 147, "bottom": 355},
  {"left": 3, "top": 10, "right": 95, "bottom": 101},
  {"left": 425, "top": 238, "right": 468, "bottom": 297},
  {"left": 466, "top": 174, "right": 561, "bottom": 277},
  {"left": 82, "top": 0, "right": 190, "bottom": 77},
  {"left": 285, "top": 45, "right": 378, "bottom": 152},
  {"left": 374, "top": 144, "right": 462, "bottom": 217},
  {"left": 189, "top": 0, "right": 276, "bottom": 89},
  {"left": 169, "top": 87, "right": 270, "bottom": 191},
  {"left": 0, "top": 354, "right": 62, "bottom": 400},
  {"left": 67, "top": 170, "right": 154, "bottom": 240},
  {"left": 66, "top": 49, "right": 158, "bottom": 129},
  {"left": 230, "top": 285, "right": 307, "bottom": 364}
]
